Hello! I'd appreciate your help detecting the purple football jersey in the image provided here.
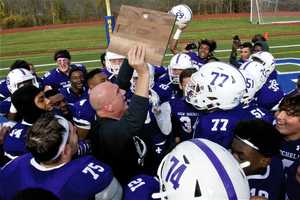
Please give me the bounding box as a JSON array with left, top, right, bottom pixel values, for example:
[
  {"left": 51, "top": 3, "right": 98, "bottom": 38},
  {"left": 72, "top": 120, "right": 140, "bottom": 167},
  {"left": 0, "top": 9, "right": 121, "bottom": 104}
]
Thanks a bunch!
[
  {"left": 0, "top": 79, "right": 10, "bottom": 100},
  {"left": 73, "top": 98, "right": 96, "bottom": 130},
  {"left": 279, "top": 138, "right": 300, "bottom": 170},
  {"left": 185, "top": 51, "right": 206, "bottom": 68},
  {"left": 242, "top": 102, "right": 275, "bottom": 124},
  {"left": 59, "top": 87, "right": 88, "bottom": 107},
  {"left": 285, "top": 159, "right": 300, "bottom": 200},
  {"left": 3, "top": 120, "right": 31, "bottom": 158},
  {"left": 248, "top": 156, "right": 285, "bottom": 200},
  {"left": 169, "top": 97, "right": 202, "bottom": 141},
  {"left": 42, "top": 64, "right": 86, "bottom": 90},
  {"left": 0, "top": 154, "right": 113, "bottom": 200},
  {"left": 156, "top": 74, "right": 182, "bottom": 100},
  {"left": 123, "top": 174, "right": 159, "bottom": 200},
  {"left": 0, "top": 97, "right": 12, "bottom": 116},
  {"left": 255, "top": 71, "right": 284, "bottom": 110},
  {"left": 193, "top": 107, "right": 253, "bottom": 148}
]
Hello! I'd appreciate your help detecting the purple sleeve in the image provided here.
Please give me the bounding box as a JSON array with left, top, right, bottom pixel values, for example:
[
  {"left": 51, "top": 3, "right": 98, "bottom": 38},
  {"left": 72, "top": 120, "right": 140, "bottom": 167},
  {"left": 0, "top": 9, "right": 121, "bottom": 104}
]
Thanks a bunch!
[{"left": 123, "top": 175, "right": 159, "bottom": 200}]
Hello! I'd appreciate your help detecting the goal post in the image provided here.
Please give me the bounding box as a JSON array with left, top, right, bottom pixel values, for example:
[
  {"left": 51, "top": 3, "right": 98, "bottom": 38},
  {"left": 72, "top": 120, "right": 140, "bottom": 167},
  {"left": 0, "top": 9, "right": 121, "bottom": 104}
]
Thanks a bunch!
[
  {"left": 250, "top": 0, "right": 300, "bottom": 24},
  {"left": 104, "top": 0, "right": 115, "bottom": 46}
]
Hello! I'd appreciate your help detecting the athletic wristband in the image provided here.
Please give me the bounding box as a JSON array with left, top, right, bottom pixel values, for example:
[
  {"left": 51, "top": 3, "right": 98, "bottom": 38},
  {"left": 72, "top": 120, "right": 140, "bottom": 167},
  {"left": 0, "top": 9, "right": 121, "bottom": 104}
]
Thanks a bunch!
[{"left": 173, "top": 29, "right": 182, "bottom": 40}]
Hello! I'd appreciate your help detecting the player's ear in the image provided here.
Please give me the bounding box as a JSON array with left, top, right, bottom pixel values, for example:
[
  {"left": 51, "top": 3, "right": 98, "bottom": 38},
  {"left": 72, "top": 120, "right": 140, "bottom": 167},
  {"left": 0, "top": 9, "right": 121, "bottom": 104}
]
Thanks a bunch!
[
  {"left": 179, "top": 82, "right": 183, "bottom": 90},
  {"left": 61, "top": 144, "right": 72, "bottom": 161}
]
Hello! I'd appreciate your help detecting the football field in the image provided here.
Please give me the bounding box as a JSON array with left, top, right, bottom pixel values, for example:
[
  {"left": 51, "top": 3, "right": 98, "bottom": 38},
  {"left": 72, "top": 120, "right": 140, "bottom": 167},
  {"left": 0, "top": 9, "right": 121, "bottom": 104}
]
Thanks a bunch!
[{"left": 1, "top": 14, "right": 299, "bottom": 92}]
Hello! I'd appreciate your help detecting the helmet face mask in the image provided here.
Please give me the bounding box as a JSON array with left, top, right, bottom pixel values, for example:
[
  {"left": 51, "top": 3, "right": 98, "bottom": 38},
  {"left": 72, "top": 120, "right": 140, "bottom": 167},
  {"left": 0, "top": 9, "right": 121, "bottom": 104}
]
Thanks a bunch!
[
  {"left": 169, "top": 69, "right": 182, "bottom": 85},
  {"left": 239, "top": 61, "right": 268, "bottom": 105},
  {"left": 130, "top": 64, "right": 155, "bottom": 93},
  {"left": 185, "top": 62, "right": 246, "bottom": 111},
  {"left": 249, "top": 51, "right": 275, "bottom": 77},
  {"left": 6, "top": 68, "right": 39, "bottom": 94},
  {"left": 169, "top": 54, "right": 196, "bottom": 85},
  {"left": 105, "top": 59, "right": 123, "bottom": 75},
  {"left": 130, "top": 72, "right": 139, "bottom": 93},
  {"left": 152, "top": 139, "right": 250, "bottom": 200},
  {"left": 185, "top": 79, "right": 207, "bottom": 110},
  {"left": 105, "top": 51, "right": 125, "bottom": 76}
]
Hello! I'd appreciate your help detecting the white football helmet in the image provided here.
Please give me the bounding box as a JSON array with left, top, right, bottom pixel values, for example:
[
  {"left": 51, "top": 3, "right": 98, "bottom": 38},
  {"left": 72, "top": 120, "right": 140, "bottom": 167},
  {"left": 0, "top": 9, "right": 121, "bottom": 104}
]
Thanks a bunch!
[
  {"left": 105, "top": 51, "right": 125, "bottom": 76},
  {"left": 239, "top": 61, "right": 268, "bottom": 105},
  {"left": 169, "top": 53, "right": 196, "bottom": 84},
  {"left": 249, "top": 51, "right": 275, "bottom": 77},
  {"left": 185, "top": 62, "right": 246, "bottom": 111},
  {"left": 152, "top": 138, "right": 250, "bottom": 200},
  {"left": 6, "top": 68, "right": 39, "bottom": 94},
  {"left": 169, "top": 4, "right": 193, "bottom": 25},
  {"left": 130, "top": 63, "right": 155, "bottom": 93}
]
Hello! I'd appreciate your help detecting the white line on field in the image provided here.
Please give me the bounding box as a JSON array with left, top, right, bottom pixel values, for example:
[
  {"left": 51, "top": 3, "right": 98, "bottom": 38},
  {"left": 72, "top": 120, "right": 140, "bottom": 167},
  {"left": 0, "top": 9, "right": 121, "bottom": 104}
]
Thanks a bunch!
[
  {"left": 1, "top": 43, "right": 300, "bottom": 62},
  {"left": 1, "top": 47, "right": 300, "bottom": 71},
  {"left": 1, "top": 51, "right": 101, "bottom": 62},
  {"left": 277, "top": 71, "right": 300, "bottom": 75},
  {"left": 164, "top": 44, "right": 300, "bottom": 56},
  {"left": 276, "top": 62, "right": 300, "bottom": 66}
]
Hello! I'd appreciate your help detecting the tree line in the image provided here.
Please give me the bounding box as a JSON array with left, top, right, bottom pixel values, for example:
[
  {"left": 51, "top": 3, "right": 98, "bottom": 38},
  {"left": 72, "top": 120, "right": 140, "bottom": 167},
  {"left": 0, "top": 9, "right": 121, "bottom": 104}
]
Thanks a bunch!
[{"left": 0, "top": 0, "right": 298, "bottom": 29}]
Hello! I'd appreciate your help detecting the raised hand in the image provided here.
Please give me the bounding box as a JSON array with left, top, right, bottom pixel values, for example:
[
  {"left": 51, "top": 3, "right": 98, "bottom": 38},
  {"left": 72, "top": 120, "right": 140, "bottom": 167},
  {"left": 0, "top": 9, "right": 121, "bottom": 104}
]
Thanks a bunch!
[{"left": 128, "top": 45, "right": 148, "bottom": 75}]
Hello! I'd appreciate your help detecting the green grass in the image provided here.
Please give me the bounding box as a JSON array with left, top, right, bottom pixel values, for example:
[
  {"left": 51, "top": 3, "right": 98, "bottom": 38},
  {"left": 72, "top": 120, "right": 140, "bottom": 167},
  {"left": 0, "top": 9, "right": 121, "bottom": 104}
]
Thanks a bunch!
[
  {"left": 277, "top": 65, "right": 300, "bottom": 72},
  {"left": 260, "top": 16, "right": 300, "bottom": 24},
  {"left": 1, "top": 16, "right": 300, "bottom": 78}
]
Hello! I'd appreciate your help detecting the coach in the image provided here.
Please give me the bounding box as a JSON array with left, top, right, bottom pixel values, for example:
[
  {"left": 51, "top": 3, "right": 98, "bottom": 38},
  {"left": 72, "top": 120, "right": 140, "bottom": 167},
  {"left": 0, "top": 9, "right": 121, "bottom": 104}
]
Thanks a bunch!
[{"left": 89, "top": 45, "right": 150, "bottom": 184}]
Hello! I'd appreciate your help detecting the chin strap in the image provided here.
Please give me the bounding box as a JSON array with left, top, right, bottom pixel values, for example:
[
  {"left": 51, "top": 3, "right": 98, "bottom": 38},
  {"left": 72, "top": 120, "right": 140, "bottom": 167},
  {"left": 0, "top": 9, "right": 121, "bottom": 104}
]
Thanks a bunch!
[{"left": 240, "top": 161, "right": 251, "bottom": 169}]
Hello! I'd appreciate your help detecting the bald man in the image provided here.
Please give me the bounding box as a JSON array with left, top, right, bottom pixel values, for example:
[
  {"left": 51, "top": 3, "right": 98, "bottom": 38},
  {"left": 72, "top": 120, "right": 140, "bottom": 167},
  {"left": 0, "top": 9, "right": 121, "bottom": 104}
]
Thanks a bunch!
[{"left": 89, "top": 46, "right": 150, "bottom": 184}]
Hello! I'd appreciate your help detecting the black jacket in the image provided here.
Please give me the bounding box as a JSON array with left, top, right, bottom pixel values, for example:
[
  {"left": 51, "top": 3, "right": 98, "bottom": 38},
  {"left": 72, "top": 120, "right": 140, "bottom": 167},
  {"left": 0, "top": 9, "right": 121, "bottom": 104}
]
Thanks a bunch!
[
  {"left": 90, "top": 95, "right": 149, "bottom": 183},
  {"left": 90, "top": 60, "right": 149, "bottom": 183}
]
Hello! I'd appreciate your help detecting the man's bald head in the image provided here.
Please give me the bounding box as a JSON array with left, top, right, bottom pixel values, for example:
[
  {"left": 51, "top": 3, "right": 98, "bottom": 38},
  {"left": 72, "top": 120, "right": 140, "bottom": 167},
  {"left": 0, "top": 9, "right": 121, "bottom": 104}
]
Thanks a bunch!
[
  {"left": 89, "top": 81, "right": 116, "bottom": 111},
  {"left": 89, "top": 81, "right": 127, "bottom": 119}
]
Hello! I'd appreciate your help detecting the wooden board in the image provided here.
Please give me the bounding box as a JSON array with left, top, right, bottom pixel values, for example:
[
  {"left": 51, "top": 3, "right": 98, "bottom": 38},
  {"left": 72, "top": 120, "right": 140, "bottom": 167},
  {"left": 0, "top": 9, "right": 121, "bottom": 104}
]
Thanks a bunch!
[{"left": 108, "top": 5, "right": 176, "bottom": 66}]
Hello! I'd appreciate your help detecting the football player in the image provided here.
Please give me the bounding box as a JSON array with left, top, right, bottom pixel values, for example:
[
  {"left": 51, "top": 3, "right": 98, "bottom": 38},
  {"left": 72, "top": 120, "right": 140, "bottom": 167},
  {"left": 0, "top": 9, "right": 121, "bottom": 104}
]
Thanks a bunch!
[
  {"left": 44, "top": 89, "right": 73, "bottom": 122},
  {"left": 102, "top": 51, "right": 125, "bottom": 83},
  {"left": 186, "top": 62, "right": 252, "bottom": 148},
  {"left": 157, "top": 68, "right": 200, "bottom": 143},
  {"left": 59, "top": 66, "right": 88, "bottom": 109},
  {"left": 229, "top": 40, "right": 253, "bottom": 68},
  {"left": 250, "top": 51, "right": 284, "bottom": 110},
  {"left": 42, "top": 49, "right": 86, "bottom": 90},
  {"left": 239, "top": 61, "right": 275, "bottom": 123},
  {"left": 231, "top": 119, "right": 285, "bottom": 200},
  {"left": 0, "top": 114, "right": 123, "bottom": 200},
  {"left": 157, "top": 53, "right": 197, "bottom": 99},
  {"left": 0, "top": 60, "right": 32, "bottom": 101},
  {"left": 152, "top": 138, "right": 250, "bottom": 199},
  {"left": 189, "top": 39, "right": 219, "bottom": 67},
  {"left": 3, "top": 85, "right": 46, "bottom": 160},
  {"left": 0, "top": 68, "right": 39, "bottom": 118},
  {"left": 128, "top": 64, "right": 174, "bottom": 174},
  {"left": 123, "top": 174, "right": 159, "bottom": 200},
  {"left": 73, "top": 69, "right": 107, "bottom": 139},
  {"left": 275, "top": 94, "right": 300, "bottom": 171}
]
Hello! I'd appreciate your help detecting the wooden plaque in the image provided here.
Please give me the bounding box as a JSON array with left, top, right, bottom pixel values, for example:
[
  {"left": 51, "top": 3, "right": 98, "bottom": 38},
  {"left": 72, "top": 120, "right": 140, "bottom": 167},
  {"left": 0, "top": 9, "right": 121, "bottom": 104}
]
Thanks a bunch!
[{"left": 108, "top": 5, "right": 176, "bottom": 66}]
